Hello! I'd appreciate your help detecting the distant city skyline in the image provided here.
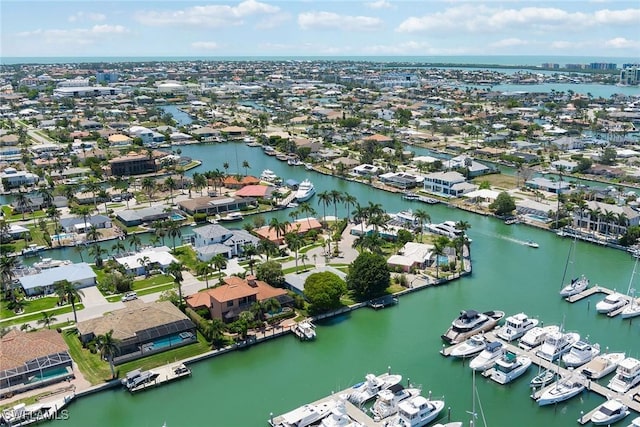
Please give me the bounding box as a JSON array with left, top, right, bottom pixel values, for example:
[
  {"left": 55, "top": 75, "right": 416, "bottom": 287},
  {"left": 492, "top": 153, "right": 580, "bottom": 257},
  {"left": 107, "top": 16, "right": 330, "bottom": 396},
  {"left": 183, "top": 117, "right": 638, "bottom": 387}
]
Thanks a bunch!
[{"left": 2, "top": 0, "right": 639, "bottom": 59}]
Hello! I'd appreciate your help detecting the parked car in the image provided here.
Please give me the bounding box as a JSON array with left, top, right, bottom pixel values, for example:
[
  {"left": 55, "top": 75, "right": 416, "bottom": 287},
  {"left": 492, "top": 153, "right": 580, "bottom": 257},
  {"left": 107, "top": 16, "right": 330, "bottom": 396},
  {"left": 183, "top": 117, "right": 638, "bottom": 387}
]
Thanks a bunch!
[{"left": 121, "top": 291, "right": 138, "bottom": 302}]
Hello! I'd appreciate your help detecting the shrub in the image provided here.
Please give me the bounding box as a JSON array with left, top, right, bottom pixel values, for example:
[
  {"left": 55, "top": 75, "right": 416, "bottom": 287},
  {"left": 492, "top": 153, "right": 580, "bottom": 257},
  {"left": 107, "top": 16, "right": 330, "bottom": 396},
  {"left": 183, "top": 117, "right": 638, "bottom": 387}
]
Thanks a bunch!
[
  {"left": 185, "top": 307, "right": 212, "bottom": 341},
  {"left": 193, "top": 213, "right": 207, "bottom": 223}
]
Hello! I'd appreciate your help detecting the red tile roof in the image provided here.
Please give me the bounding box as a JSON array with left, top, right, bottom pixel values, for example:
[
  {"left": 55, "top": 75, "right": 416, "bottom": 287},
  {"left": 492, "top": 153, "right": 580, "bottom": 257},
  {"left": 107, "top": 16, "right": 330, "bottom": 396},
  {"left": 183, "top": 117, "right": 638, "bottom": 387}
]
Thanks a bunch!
[
  {"left": 0, "top": 329, "right": 69, "bottom": 371},
  {"left": 235, "top": 185, "right": 270, "bottom": 198},
  {"left": 254, "top": 218, "right": 322, "bottom": 243}
]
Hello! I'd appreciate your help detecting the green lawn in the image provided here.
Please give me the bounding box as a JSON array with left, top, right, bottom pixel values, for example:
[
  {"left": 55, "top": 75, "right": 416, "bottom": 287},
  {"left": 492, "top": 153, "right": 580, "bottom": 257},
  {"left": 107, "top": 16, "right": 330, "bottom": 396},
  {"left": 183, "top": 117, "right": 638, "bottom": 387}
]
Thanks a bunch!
[
  {"left": 171, "top": 246, "right": 199, "bottom": 272},
  {"left": 1, "top": 296, "right": 61, "bottom": 319},
  {"left": 0, "top": 304, "right": 84, "bottom": 328},
  {"left": 62, "top": 329, "right": 113, "bottom": 385},
  {"left": 105, "top": 282, "right": 177, "bottom": 302}
]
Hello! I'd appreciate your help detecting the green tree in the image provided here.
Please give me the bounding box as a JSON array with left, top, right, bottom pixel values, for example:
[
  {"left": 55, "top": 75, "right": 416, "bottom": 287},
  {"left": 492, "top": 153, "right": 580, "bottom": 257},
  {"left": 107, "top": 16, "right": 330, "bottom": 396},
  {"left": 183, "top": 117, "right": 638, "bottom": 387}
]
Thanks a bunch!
[
  {"left": 195, "top": 261, "right": 214, "bottom": 288},
  {"left": 167, "top": 261, "right": 185, "bottom": 307},
  {"left": 54, "top": 279, "right": 84, "bottom": 323},
  {"left": 489, "top": 192, "right": 516, "bottom": 216},
  {"left": 304, "top": 272, "right": 347, "bottom": 314},
  {"left": 96, "top": 329, "right": 119, "bottom": 379},
  {"left": 346, "top": 252, "right": 390, "bottom": 300},
  {"left": 37, "top": 311, "right": 57, "bottom": 329},
  {"left": 599, "top": 147, "right": 617, "bottom": 166},
  {"left": 256, "top": 260, "right": 285, "bottom": 288},
  {"left": 211, "top": 254, "right": 228, "bottom": 284}
]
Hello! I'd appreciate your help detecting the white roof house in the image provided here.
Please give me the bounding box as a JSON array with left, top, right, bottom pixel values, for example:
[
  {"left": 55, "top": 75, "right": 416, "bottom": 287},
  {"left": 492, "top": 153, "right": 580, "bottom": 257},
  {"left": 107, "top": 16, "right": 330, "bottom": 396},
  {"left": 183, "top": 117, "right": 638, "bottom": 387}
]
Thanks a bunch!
[
  {"left": 115, "top": 246, "right": 178, "bottom": 276},
  {"left": 18, "top": 263, "right": 97, "bottom": 296},
  {"left": 387, "top": 242, "right": 434, "bottom": 272}
]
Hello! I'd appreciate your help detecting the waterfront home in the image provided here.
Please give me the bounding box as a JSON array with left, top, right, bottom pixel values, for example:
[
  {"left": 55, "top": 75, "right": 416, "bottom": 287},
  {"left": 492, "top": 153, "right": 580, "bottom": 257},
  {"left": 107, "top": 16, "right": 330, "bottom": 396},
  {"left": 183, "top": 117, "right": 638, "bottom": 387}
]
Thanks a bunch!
[
  {"left": 0, "top": 167, "right": 39, "bottom": 190},
  {"left": 178, "top": 195, "right": 252, "bottom": 216},
  {"left": 445, "top": 155, "right": 492, "bottom": 177},
  {"left": 379, "top": 172, "right": 423, "bottom": 189},
  {"left": 190, "top": 126, "right": 221, "bottom": 142},
  {"left": 108, "top": 134, "right": 133, "bottom": 147},
  {"left": 525, "top": 177, "right": 571, "bottom": 194},
  {"left": 114, "top": 246, "right": 178, "bottom": 276},
  {"left": 60, "top": 215, "right": 112, "bottom": 234},
  {"left": 284, "top": 265, "right": 347, "bottom": 294},
  {"left": 220, "top": 126, "right": 247, "bottom": 139},
  {"left": 222, "top": 175, "right": 261, "bottom": 189},
  {"left": 77, "top": 301, "right": 196, "bottom": 365},
  {"left": 423, "top": 171, "right": 477, "bottom": 197},
  {"left": 185, "top": 276, "right": 288, "bottom": 323},
  {"left": 551, "top": 160, "right": 579, "bottom": 172},
  {"left": 353, "top": 163, "right": 382, "bottom": 177},
  {"left": 116, "top": 206, "right": 174, "bottom": 227},
  {"left": 234, "top": 184, "right": 273, "bottom": 199},
  {"left": 127, "top": 125, "right": 165, "bottom": 147},
  {"left": 108, "top": 152, "right": 156, "bottom": 176},
  {"left": 191, "top": 224, "right": 259, "bottom": 261},
  {"left": 18, "top": 262, "right": 97, "bottom": 296},
  {"left": 573, "top": 200, "right": 639, "bottom": 237},
  {"left": 0, "top": 329, "right": 73, "bottom": 398},
  {"left": 387, "top": 242, "right": 434, "bottom": 273},
  {"left": 254, "top": 218, "right": 322, "bottom": 244}
]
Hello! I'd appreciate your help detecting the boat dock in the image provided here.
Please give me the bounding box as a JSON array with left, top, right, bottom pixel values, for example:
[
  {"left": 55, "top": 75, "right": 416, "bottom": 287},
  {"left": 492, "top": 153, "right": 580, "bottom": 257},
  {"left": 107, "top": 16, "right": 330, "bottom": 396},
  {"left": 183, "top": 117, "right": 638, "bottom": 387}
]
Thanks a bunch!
[
  {"left": 441, "top": 329, "right": 640, "bottom": 422},
  {"left": 125, "top": 363, "right": 191, "bottom": 393},
  {"left": 367, "top": 295, "right": 399, "bottom": 310},
  {"left": 565, "top": 285, "right": 612, "bottom": 303}
]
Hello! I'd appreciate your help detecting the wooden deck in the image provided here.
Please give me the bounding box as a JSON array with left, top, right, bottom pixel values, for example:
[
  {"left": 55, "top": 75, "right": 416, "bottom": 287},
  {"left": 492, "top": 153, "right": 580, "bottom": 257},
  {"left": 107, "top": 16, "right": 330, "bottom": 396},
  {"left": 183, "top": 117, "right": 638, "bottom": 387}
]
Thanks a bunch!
[{"left": 565, "top": 286, "right": 612, "bottom": 303}]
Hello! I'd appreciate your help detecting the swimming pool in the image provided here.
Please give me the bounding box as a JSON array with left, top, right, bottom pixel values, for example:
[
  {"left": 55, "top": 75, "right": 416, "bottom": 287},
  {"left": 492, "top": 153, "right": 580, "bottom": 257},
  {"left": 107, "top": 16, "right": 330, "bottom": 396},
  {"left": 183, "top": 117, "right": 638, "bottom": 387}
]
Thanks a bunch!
[
  {"left": 525, "top": 214, "right": 550, "bottom": 223},
  {"left": 51, "top": 233, "right": 74, "bottom": 240},
  {"left": 171, "top": 214, "right": 186, "bottom": 221},
  {"left": 148, "top": 333, "right": 189, "bottom": 350},
  {"left": 28, "top": 366, "right": 71, "bottom": 383}
]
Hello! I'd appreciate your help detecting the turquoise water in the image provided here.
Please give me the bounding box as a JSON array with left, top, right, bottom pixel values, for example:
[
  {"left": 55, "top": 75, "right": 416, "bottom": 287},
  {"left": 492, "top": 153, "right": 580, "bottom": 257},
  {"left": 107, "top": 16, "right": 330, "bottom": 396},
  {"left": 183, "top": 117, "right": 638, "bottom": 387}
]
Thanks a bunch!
[
  {"left": 51, "top": 233, "right": 74, "bottom": 240},
  {"left": 29, "top": 367, "right": 70, "bottom": 383},
  {"left": 525, "top": 214, "right": 551, "bottom": 223},
  {"left": 149, "top": 334, "right": 184, "bottom": 350},
  {"left": 170, "top": 214, "right": 186, "bottom": 221}
]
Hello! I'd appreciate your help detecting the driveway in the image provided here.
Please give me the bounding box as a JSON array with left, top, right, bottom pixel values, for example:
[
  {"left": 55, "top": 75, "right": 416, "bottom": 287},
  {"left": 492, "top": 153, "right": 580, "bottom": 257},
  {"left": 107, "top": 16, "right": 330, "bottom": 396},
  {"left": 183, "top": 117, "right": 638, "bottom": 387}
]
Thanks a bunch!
[{"left": 79, "top": 285, "right": 109, "bottom": 308}]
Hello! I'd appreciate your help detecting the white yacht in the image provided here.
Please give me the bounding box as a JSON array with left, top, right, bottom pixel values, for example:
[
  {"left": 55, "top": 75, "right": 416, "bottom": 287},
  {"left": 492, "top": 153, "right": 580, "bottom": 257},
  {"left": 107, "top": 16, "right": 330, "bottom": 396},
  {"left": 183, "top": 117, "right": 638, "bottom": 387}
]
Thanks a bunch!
[
  {"left": 559, "top": 275, "right": 589, "bottom": 297},
  {"left": 469, "top": 341, "right": 503, "bottom": 372},
  {"left": 590, "top": 399, "right": 630, "bottom": 426},
  {"left": 260, "top": 169, "right": 281, "bottom": 184},
  {"left": 441, "top": 310, "right": 505, "bottom": 345},
  {"left": 292, "top": 320, "right": 316, "bottom": 341},
  {"left": 33, "top": 258, "right": 72, "bottom": 270},
  {"left": 218, "top": 212, "right": 243, "bottom": 222},
  {"left": 347, "top": 372, "right": 403, "bottom": 406},
  {"left": 536, "top": 373, "right": 586, "bottom": 406},
  {"left": 294, "top": 179, "right": 316, "bottom": 202},
  {"left": 581, "top": 352, "right": 626, "bottom": 380},
  {"left": 596, "top": 292, "right": 629, "bottom": 314},
  {"left": 449, "top": 334, "right": 487, "bottom": 359},
  {"left": 561, "top": 340, "right": 600, "bottom": 368},
  {"left": 385, "top": 395, "right": 445, "bottom": 427},
  {"left": 535, "top": 330, "right": 580, "bottom": 362},
  {"left": 371, "top": 384, "right": 422, "bottom": 421},
  {"left": 608, "top": 357, "right": 640, "bottom": 393},
  {"left": 489, "top": 351, "right": 532, "bottom": 385},
  {"left": 269, "top": 400, "right": 337, "bottom": 427},
  {"left": 496, "top": 313, "right": 539, "bottom": 341},
  {"left": 518, "top": 325, "right": 559, "bottom": 351},
  {"left": 319, "top": 400, "right": 362, "bottom": 427},
  {"left": 530, "top": 368, "right": 557, "bottom": 389},
  {"left": 389, "top": 210, "right": 421, "bottom": 229},
  {"left": 426, "top": 221, "right": 466, "bottom": 239},
  {"left": 620, "top": 296, "right": 640, "bottom": 319}
]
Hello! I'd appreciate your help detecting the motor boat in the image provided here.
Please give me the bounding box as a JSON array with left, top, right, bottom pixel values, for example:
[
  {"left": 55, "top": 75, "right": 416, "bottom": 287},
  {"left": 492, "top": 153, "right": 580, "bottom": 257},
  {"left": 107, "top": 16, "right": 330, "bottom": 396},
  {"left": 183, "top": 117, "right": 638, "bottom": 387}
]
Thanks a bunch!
[
  {"left": 561, "top": 340, "right": 600, "bottom": 368},
  {"left": 218, "top": 212, "right": 243, "bottom": 222},
  {"left": 581, "top": 352, "right": 626, "bottom": 379},
  {"left": 294, "top": 179, "right": 316, "bottom": 202},
  {"left": 469, "top": 341, "right": 503, "bottom": 372},
  {"left": 448, "top": 334, "right": 487, "bottom": 359},
  {"left": 347, "top": 372, "right": 403, "bottom": 406},
  {"left": 518, "top": 325, "right": 560, "bottom": 351},
  {"left": 292, "top": 320, "right": 316, "bottom": 341},
  {"left": 595, "top": 292, "right": 629, "bottom": 314},
  {"left": 524, "top": 240, "right": 539, "bottom": 248},
  {"left": 530, "top": 368, "right": 557, "bottom": 389},
  {"left": 496, "top": 313, "right": 539, "bottom": 341},
  {"left": 620, "top": 296, "right": 640, "bottom": 319},
  {"left": 590, "top": 399, "right": 630, "bottom": 426},
  {"left": 385, "top": 395, "right": 445, "bottom": 427},
  {"left": 441, "top": 310, "right": 505, "bottom": 345},
  {"left": 536, "top": 373, "right": 586, "bottom": 406},
  {"left": 559, "top": 275, "right": 589, "bottom": 297},
  {"left": 260, "top": 169, "right": 281, "bottom": 184},
  {"left": 371, "top": 384, "right": 421, "bottom": 421},
  {"left": 269, "top": 400, "right": 337, "bottom": 427},
  {"left": 535, "top": 330, "right": 580, "bottom": 362},
  {"left": 33, "top": 258, "right": 72, "bottom": 270},
  {"left": 489, "top": 351, "right": 532, "bottom": 385},
  {"left": 608, "top": 357, "right": 640, "bottom": 393},
  {"left": 319, "top": 400, "right": 362, "bottom": 427}
]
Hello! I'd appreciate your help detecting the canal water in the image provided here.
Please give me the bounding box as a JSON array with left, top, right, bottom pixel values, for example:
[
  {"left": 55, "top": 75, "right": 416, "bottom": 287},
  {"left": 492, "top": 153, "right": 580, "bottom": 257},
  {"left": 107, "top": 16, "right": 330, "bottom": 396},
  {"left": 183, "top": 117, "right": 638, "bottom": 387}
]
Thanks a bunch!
[{"left": 39, "top": 142, "right": 639, "bottom": 427}]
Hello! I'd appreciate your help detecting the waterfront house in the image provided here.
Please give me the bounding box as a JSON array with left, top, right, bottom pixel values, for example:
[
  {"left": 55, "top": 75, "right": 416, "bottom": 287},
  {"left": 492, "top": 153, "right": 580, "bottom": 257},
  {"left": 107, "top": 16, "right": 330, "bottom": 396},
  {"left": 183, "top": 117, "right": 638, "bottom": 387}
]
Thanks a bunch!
[
  {"left": 18, "top": 262, "right": 97, "bottom": 296},
  {"left": 108, "top": 134, "right": 133, "bottom": 147},
  {"left": 423, "top": 171, "right": 476, "bottom": 197},
  {"left": 0, "top": 329, "right": 73, "bottom": 397},
  {"left": 551, "top": 160, "right": 579, "bottom": 172},
  {"left": 128, "top": 125, "right": 165, "bottom": 147},
  {"left": 185, "top": 276, "right": 288, "bottom": 323},
  {"left": 284, "top": 265, "right": 347, "bottom": 294},
  {"left": 572, "top": 200, "right": 640, "bottom": 237},
  {"left": 191, "top": 126, "right": 220, "bottom": 142},
  {"left": 108, "top": 152, "right": 156, "bottom": 177},
  {"left": 220, "top": 126, "right": 247, "bottom": 139},
  {"left": 77, "top": 300, "right": 196, "bottom": 365},
  {"left": 191, "top": 224, "right": 259, "bottom": 261},
  {"left": 178, "top": 195, "right": 251, "bottom": 216},
  {"left": 116, "top": 206, "right": 174, "bottom": 227},
  {"left": 446, "top": 155, "right": 492, "bottom": 177},
  {"left": 254, "top": 218, "right": 322, "bottom": 244},
  {"left": 114, "top": 246, "right": 178, "bottom": 276},
  {"left": 387, "top": 242, "right": 434, "bottom": 273},
  {"left": 60, "top": 215, "right": 112, "bottom": 234},
  {"left": 525, "top": 177, "right": 571, "bottom": 194},
  {"left": 234, "top": 184, "right": 273, "bottom": 199},
  {"left": 379, "top": 172, "right": 423, "bottom": 189},
  {"left": 222, "top": 175, "right": 260, "bottom": 189},
  {"left": 353, "top": 164, "right": 382, "bottom": 177},
  {"left": 0, "top": 167, "right": 39, "bottom": 190}
]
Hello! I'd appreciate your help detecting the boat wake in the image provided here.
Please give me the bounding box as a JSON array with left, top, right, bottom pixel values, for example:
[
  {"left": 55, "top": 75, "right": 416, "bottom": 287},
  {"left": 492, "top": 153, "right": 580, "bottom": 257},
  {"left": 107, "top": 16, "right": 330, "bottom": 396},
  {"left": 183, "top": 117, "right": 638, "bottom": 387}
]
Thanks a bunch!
[{"left": 478, "top": 232, "right": 538, "bottom": 247}]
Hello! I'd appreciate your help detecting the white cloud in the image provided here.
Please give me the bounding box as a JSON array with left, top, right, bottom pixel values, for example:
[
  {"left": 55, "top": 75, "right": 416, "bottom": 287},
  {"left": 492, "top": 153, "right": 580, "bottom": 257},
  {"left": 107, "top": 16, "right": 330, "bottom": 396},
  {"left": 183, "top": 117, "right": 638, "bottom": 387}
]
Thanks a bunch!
[
  {"left": 550, "top": 40, "right": 584, "bottom": 50},
  {"left": 366, "top": 0, "right": 393, "bottom": 9},
  {"left": 604, "top": 37, "right": 640, "bottom": 49},
  {"left": 191, "top": 41, "right": 219, "bottom": 50},
  {"left": 363, "top": 41, "right": 468, "bottom": 55},
  {"left": 255, "top": 12, "right": 291, "bottom": 30},
  {"left": 490, "top": 38, "right": 529, "bottom": 48},
  {"left": 298, "top": 11, "right": 383, "bottom": 31},
  {"left": 396, "top": 5, "right": 640, "bottom": 33},
  {"left": 68, "top": 12, "right": 106, "bottom": 23},
  {"left": 135, "top": 0, "right": 280, "bottom": 28},
  {"left": 17, "top": 25, "right": 129, "bottom": 46}
]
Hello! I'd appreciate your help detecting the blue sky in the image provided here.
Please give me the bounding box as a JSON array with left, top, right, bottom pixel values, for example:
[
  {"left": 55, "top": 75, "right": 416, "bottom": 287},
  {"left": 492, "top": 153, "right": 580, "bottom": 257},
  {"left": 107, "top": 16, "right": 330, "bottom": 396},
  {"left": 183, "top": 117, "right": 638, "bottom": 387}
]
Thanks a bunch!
[{"left": 2, "top": 0, "right": 639, "bottom": 58}]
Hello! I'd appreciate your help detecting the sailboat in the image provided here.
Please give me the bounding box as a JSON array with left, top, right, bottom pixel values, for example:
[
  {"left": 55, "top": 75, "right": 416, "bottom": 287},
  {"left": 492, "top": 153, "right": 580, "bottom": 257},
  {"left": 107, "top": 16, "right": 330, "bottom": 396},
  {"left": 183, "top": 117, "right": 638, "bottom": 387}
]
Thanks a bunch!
[
  {"left": 621, "top": 258, "right": 640, "bottom": 319},
  {"left": 559, "top": 237, "right": 589, "bottom": 297}
]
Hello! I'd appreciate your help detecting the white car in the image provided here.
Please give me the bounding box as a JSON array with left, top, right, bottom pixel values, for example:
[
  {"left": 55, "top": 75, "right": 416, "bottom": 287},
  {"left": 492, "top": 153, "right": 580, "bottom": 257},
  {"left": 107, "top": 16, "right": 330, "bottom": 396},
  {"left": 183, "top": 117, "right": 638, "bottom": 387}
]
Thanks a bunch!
[{"left": 121, "top": 292, "right": 138, "bottom": 302}]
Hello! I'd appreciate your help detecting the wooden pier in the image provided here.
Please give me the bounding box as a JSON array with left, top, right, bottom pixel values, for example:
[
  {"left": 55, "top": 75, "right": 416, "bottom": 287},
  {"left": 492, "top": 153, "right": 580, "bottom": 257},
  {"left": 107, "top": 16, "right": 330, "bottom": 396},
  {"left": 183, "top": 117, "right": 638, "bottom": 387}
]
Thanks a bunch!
[
  {"left": 565, "top": 286, "right": 612, "bottom": 303},
  {"left": 125, "top": 363, "right": 191, "bottom": 393},
  {"left": 440, "top": 330, "right": 640, "bottom": 424}
]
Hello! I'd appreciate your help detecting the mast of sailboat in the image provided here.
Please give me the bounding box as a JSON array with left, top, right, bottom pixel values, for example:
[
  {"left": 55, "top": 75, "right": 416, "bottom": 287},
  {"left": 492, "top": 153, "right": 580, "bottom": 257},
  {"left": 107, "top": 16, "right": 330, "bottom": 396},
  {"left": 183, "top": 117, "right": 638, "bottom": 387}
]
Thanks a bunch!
[
  {"left": 626, "top": 257, "right": 638, "bottom": 296},
  {"left": 560, "top": 236, "right": 576, "bottom": 289}
]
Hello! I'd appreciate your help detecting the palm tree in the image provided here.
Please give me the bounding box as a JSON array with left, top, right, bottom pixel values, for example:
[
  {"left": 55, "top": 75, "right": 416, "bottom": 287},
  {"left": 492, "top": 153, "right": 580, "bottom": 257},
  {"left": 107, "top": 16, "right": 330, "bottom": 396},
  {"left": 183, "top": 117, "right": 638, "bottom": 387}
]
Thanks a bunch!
[
  {"left": 317, "top": 191, "right": 331, "bottom": 227},
  {"left": 167, "top": 220, "right": 182, "bottom": 250},
  {"left": 46, "top": 205, "right": 62, "bottom": 246},
  {"left": 455, "top": 220, "right": 471, "bottom": 234},
  {"left": 38, "top": 186, "right": 54, "bottom": 208},
  {"left": 54, "top": 280, "right": 84, "bottom": 323},
  {"left": 37, "top": 311, "right": 57, "bottom": 329},
  {"left": 71, "top": 205, "right": 93, "bottom": 231},
  {"left": 129, "top": 234, "right": 142, "bottom": 252},
  {"left": 242, "top": 244, "right": 258, "bottom": 275},
  {"left": 15, "top": 191, "right": 30, "bottom": 220},
  {"left": 137, "top": 255, "right": 151, "bottom": 277},
  {"left": 284, "top": 232, "right": 303, "bottom": 271},
  {"left": 329, "top": 190, "right": 343, "bottom": 223},
  {"left": 432, "top": 236, "right": 450, "bottom": 279},
  {"left": 193, "top": 173, "right": 207, "bottom": 196},
  {"left": 616, "top": 212, "right": 628, "bottom": 237},
  {"left": 86, "top": 224, "right": 101, "bottom": 243},
  {"left": 195, "top": 261, "right": 214, "bottom": 288},
  {"left": 298, "top": 202, "right": 316, "bottom": 229},
  {"left": 414, "top": 209, "right": 431, "bottom": 242},
  {"left": 352, "top": 203, "right": 368, "bottom": 235},
  {"left": 268, "top": 217, "right": 284, "bottom": 243},
  {"left": 84, "top": 179, "right": 101, "bottom": 209},
  {"left": 112, "top": 240, "right": 126, "bottom": 255},
  {"left": 141, "top": 177, "right": 156, "bottom": 206},
  {"left": 257, "top": 239, "right": 277, "bottom": 260},
  {"left": 167, "top": 261, "right": 186, "bottom": 306},
  {"left": 89, "top": 244, "right": 107, "bottom": 267},
  {"left": 602, "top": 210, "right": 616, "bottom": 240},
  {"left": 242, "top": 160, "right": 250, "bottom": 176},
  {"left": 164, "top": 176, "right": 176, "bottom": 204},
  {"left": 211, "top": 254, "right": 228, "bottom": 284},
  {"left": 222, "top": 162, "right": 230, "bottom": 177},
  {"left": 0, "top": 255, "right": 20, "bottom": 295},
  {"left": 96, "top": 330, "right": 119, "bottom": 379},
  {"left": 74, "top": 245, "right": 85, "bottom": 262},
  {"left": 342, "top": 193, "right": 357, "bottom": 222}
]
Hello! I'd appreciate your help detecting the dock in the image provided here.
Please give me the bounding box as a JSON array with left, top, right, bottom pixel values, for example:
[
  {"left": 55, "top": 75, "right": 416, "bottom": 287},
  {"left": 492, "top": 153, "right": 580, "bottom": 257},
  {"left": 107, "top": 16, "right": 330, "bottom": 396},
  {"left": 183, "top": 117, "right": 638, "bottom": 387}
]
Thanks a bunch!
[
  {"left": 367, "top": 295, "right": 399, "bottom": 310},
  {"left": 565, "top": 286, "right": 612, "bottom": 303},
  {"left": 441, "top": 330, "right": 640, "bottom": 423},
  {"left": 125, "top": 363, "right": 191, "bottom": 393}
]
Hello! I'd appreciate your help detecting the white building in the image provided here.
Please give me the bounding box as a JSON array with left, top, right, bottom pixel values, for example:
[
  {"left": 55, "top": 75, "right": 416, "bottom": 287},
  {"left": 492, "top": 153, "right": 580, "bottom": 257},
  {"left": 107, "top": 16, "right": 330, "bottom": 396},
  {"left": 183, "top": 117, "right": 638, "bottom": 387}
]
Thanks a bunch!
[
  {"left": 18, "top": 263, "right": 97, "bottom": 296},
  {"left": 573, "top": 200, "right": 640, "bottom": 237},
  {"left": 353, "top": 164, "right": 382, "bottom": 176},
  {"left": 0, "top": 167, "right": 39, "bottom": 189},
  {"left": 192, "top": 224, "right": 259, "bottom": 261},
  {"left": 53, "top": 86, "right": 121, "bottom": 98},
  {"left": 387, "top": 242, "right": 434, "bottom": 272},
  {"left": 115, "top": 246, "right": 178, "bottom": 277},
  {"left": 551, "top": 160, "right": 579, "bottom": 172},
  {"left": 423, "top": 171, "right": 476, "bottom": 197},
  {"left": 128, "top": 126, "right": 165, "bottom": 146}
]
